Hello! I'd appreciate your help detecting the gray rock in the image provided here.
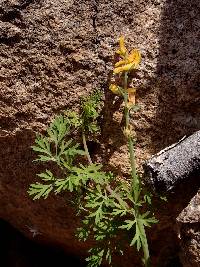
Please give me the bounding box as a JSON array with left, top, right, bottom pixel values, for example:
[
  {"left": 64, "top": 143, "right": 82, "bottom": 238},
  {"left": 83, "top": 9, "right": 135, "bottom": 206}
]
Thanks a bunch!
[
  {"left": 144, "top": 131, "right": 200, "bottom": 193},
  {"left": 177, "top": 191, "right": 200, "bottom": 267}
]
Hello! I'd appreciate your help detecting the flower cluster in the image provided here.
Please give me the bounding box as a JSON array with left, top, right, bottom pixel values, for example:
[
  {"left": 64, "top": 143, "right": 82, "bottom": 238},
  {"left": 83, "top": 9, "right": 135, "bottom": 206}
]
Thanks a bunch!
[{"left": 109, "top": 36, "right": 141, "bottom": 108}]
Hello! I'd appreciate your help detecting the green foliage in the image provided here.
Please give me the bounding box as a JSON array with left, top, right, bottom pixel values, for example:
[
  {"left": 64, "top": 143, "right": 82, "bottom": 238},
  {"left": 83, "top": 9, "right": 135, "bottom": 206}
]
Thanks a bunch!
[
  {"left": 28, "top": 111, "right": 110, "bottom": 199},
  {"left": 81, "top": 90, "right": 102, "bottom": 134},
  {"left": 29, "top": 83, "right": 158, "bottom": 265},
  {"left": 86, "top": 248, "right": 105, "bottom": 267}
]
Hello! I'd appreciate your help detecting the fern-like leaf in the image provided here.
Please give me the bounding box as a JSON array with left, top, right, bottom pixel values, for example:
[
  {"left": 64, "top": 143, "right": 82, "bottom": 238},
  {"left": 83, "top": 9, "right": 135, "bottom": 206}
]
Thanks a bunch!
[
  {"left": 28, "top": 183, "right": 53, "bottom": 200},
  {"left": 47, "top": 115, "right": 70, "bottom": 144}
]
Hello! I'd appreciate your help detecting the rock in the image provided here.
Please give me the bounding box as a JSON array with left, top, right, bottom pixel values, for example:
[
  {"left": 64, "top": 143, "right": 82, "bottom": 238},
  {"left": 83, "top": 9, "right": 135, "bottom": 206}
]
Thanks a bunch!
[
  {"left": 144, "top": 130, "right": 200, "bottom": 193},
  {"left": 0, "top": 21, "right": 21, "bottom": 44},
  {"left": 0, "top": 0, "right": 199, "bottom": 265},
  {"left": 177, "top": 190, "right": 200, "bottom": 267}
]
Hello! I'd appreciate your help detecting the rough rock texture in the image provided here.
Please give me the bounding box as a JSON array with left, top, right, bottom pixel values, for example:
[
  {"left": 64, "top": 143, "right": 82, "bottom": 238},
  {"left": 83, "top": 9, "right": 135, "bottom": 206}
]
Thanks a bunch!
[
  {"left": 0, "top": 0, "right": 199, "bottom": 266},
  {"left": 144, "top": 130, "right": 200, "bottom": 193},
  {"left": 177, "top": 190, "right": 200, "bottom": 267}
]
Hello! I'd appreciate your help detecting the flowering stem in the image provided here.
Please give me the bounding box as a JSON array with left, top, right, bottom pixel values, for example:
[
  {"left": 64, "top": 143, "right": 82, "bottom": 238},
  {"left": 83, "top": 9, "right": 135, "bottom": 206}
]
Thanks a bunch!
[
  {"left": 123, "top": 71, "right": 137, "bottom": 196},
  {"left": 123, "top": 71, "right": 149, "bottom": 266},
  {"left": 124, "top": 71, "right": 129, "bottom": 127}
]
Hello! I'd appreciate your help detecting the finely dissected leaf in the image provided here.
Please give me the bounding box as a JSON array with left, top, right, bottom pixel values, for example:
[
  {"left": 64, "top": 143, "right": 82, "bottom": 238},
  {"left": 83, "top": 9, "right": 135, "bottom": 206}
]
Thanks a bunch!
[
  {"left": 132, "top": 223, "right": 142, "bottom": 251},
  {"left": 84, "top": 187, "right": 116, "bottom": 227},
  {"left": 58, "top": 139, "right": 73, "bottom": 156},
  {"left": 130, "top": 213, "right": 157, "bottom": 254},
  {"left": 144, "top": 193, "right": 152, "bottom": 205},
  {"left": 88, "top": 122, "right": 100, "bottom": 134},
  {"left": 35, "top": 155, "right": 55, "bottom": 162},
  {"left": 32, "top": 114, "right": 86, "bottom": 169},
  {"left": 28, "top": 183, "right": 53, "bottom": 200},
  {"left": 112, "top": 208, "right": 127, "bottom": 216},
  {"left": 60, "top": 158, "right": 71, "bottom": 170},
  {"left": 81, "top": 91, "right": 102, "bottom": 136},
  {"left": 32, "top": 135, "right": 53, "bottom": 162},
  {"left": 105, "top": 248, "right": 112, "bottom": 264},
  {"left": 91, "top": 205, "right": 103, "bottom": 224},
  {"left": 71, "top": 164, "right": 110, "bottom": 185},
  {"left": 54, "top": 179, "right": 69, "bottom": 193},
  {"left": 140, "top": 215, "right": 158, "bottom": 227},
  {"left": 81, "top": 91, "right": 102, "bottom": 119},
  {"left": 54, "top": 174, "right": 79, "bottom": 193},
  {"left": 32, "top": 134, "right": 51, "bottom": 153},
  {"left": 37, "top": 170, "right": 54, "bottom": 181},
  {"left": 64, "top": 110, "right": 82, "bottom": 128},
  {"left": 64, "top": 144, "right": 85, "bottom": 157},
  {"left": 76, "top": 227, "right": 90, "bottom": 242},
  {"left": 53, "top": 164, "right": 111, "bottom": 195},
  {"left": 86, "top": 248, "right": 104, "bottom": 267},
  {"left": 31, "top": 145, "right": 49, "bottom": 154},
  {"left": 47, "top": 115, "right": 70, "bottom": 144},
  {"left": 119, "top": 219, "right": 135, "bottom": 230}
]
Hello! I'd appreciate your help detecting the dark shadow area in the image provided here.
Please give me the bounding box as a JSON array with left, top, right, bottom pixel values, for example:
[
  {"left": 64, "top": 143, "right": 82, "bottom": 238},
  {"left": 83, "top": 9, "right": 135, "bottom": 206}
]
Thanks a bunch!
[
  {"left": 100, "top": 89, "right": 128, "bottom": 175},
  {"left": 0, "top": 219, "right": 86, "bottom": 267},
  {"left": 0, "top": 0, "right": 38, "bottom": 24},
  {"left": 141, "top": 1, "right": 200, "bottom": 266},
  {"left": 152, "top": 0, "right": 200, "bottom": 151}
]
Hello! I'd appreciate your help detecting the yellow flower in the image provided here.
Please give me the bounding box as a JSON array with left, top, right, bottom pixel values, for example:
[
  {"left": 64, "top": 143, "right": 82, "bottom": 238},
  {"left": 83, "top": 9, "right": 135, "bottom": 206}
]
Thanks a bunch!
[
  {"left": 115, "top": 59, "right": 126, "bottom": 67},
  {"left": 114, "top": 49, "right": 141, "bottom": 74},
  {"left": 114, "top": 63, "right": 135, "bottom": 74},
  {"left": 128, "top": 49, "right": 141, "bottom": 66},
  {"left": 127, "top": 88, "right": 136, "bottom": 108},
  {"left": 109, "top": 84, "right": 120, "bottom": 95},
  {"left": 116, "top": 36, "right": 127, "bottom": 56}
]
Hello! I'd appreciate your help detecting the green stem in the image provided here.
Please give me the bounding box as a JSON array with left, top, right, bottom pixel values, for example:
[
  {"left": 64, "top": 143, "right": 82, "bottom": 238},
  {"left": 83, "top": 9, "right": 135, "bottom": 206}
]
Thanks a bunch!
[
  {"left": 82, "top": 128, "right": 129, "bottom": 209},
  {"left": 123, "top": 71, "right": 137, "bottom": 191},
  {"left": 123, "top": 71, "right": 149, "bottom": 266},
  {"left": 137, "top": 221, "right": 150, "bottom": 267},
  {"left": 128, "top": 137, "right": 137, "bottom": 189},
  {"left": 124, "top": 72, "right": 129, "bottom": 127},
  {"left": 82, "top": 130, "right": 92, "bottom": 164}
]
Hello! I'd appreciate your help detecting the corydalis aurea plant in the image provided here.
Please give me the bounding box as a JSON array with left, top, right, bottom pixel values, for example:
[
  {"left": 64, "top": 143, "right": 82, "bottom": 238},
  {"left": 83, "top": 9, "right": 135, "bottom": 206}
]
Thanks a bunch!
[
  {"left": 108, "top": 36, "right": 157, "bottom": 266},
  {"left": 28, "top": 36, "right": 157, "bottom": 267}
]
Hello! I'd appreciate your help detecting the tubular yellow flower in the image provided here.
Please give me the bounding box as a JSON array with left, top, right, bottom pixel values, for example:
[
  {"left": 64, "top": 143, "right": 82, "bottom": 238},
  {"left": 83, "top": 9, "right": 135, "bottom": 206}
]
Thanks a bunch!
[
  {"left": 115, "top": 59, "right": 126, "bottom": 67},
  {"left": 127, "top": 88, "right": 136, "bottom": 106},
  {"left": 109, "top": 84, "right": 120, "bottom": 95},
  {"left": 116, "top": 36, "right": 127, "bottom": 56},
  {"left": 114, "top": 49, "right": 141, "bottom": 74},
  {"left": 114, "top": 62, "right": 135, "bottom": 74},
  {"left": 115, "top": 49, "right": 141, "bottom": 68},
  {"left": 127, "top": 49, "right": 141, "bottom": 67}
]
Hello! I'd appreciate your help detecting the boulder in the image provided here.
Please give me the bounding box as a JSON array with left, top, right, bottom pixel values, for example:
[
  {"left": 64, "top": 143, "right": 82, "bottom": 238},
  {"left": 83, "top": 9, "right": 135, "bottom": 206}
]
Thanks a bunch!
[
  {"left": 144, "top": 130, "right": 200, "bottom": 193},
  {"left": 0, "top": 0, "right": 199, "bottom": 265},
  {"left": 177, "top": 190, "right": 200, "bottom": 267}
]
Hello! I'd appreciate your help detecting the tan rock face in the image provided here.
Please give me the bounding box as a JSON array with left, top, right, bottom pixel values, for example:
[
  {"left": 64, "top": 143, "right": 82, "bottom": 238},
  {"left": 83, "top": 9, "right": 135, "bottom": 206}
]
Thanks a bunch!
[{"left": 0, "top": 0, "right": 199, "bottom": 266}]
